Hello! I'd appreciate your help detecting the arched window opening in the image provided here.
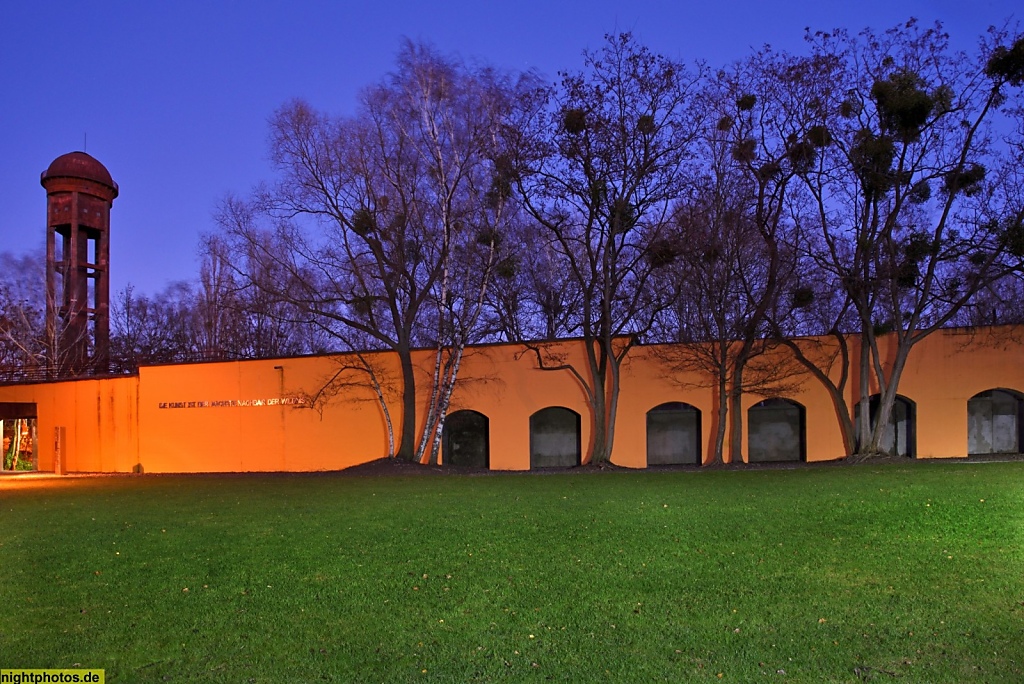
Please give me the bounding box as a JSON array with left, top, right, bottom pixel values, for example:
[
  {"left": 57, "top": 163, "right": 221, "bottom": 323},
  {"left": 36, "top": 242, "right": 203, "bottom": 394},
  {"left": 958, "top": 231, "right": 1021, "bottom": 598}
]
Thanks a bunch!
[
  {"left": 530, "top": 407, "right": 581, "bottom": 468},
  {"left": 442, "top": 410, "right": 490, "bottom": 468},
  {"left": 646, "top": 402, "right": 701, "bottom": 465},
  {"left": 968, "top": 389, "right": 1023, "bottom": 455},
  {"left": 748, "top": 398, "right": 805, "bottom": 463}
]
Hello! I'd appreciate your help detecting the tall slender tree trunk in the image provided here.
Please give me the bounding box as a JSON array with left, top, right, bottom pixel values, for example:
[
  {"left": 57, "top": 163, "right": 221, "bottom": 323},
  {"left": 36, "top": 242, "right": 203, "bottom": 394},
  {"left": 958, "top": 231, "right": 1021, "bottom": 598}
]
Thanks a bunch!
[
  {"left": 581, "top": 336, "right": 610, "bottom": 465},
  {"left": 427, "top": 347, "right": 465, "bottom": 465},
  {"left": 360, "top": 356, "right": 395, "bottom": 459},
  {"left": 604, "top": 352, "right": 623, "bottom": 465},
  {"left": 417, "top": 343, "right": 447, "bottom": 463},
  {"left": 590, "top": 372, "right": 608, "bottom": 465},
  {"left": 712, "top": 353, "right": 729, "bottom": 465},
  {"left": 728, "top": 359, "right": 747, "bottom": 464},
  {"left": 397, "top": 343, "right": 418, "bottom": 462},
  {"left": 10, "top": 421, "right": 23, "bottom": 470},
  {"left": 857, "top": 329, "right": 872, "bottom": 456}
]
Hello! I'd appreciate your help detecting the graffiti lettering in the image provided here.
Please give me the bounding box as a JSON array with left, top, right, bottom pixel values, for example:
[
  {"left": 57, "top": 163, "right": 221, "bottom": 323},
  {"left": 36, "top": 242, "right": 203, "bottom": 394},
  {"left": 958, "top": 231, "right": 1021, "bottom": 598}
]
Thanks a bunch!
[{"left": 158, "top": 396, "right": 307, "bottom": 409}]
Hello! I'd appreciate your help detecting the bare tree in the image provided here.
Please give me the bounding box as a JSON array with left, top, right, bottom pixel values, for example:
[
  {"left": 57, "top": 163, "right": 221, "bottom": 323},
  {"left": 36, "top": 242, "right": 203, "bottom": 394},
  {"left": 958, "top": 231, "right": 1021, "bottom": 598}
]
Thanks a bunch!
[
  {"left": 481, "top": 222, "right": 581, "bottom": 342},
  {"left": 0, "top": 250, "right": 100, "bottom": 380},
  {"left": 0, "top": 252, "right": 46, "bottom": 378},
  {"left": 653, "top": 188, "right": 803, "bottom": 464},
  {"left": 203, "top": 234, "right": 321, "bottom": 359},
  {"left": 654, "top": 49, "right": 832, "bottom": 464},
  {"left": 110, "top": 282, "right": 199, "bottom": 368},
  {"left": 513, "top": 33, "right": 705, "bottom": 465},
  {"left": 218, "top": 41, "right": 537, "bottom": 462},
  {"left": 193, "top": 236, "right": 247, "bottom": 359},
  {"left": 784, "top": 22, "right": 1024, "bottom": 458},
  {"left": 661, "top": 46, "right": 862, "bottom": 460}
]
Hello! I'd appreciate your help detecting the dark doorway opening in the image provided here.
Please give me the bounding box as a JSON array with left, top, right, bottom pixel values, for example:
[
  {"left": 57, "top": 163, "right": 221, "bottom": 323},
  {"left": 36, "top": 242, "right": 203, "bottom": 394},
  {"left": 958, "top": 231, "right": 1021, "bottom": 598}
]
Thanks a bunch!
[
  {"left": 530, "top": 407, "right": 581, "bottom": 468},
  {"left": 646, "top": 402, "right": 701, "bottom": 465},
  {"left": 442, "top": 410, "right": 490, "bottom": 468},
  {"left": 748, "top": 398, "right": 806, "bottom": 462},
  {"left": 968, "top": 389, "right": 1023, "bottom": 455}
]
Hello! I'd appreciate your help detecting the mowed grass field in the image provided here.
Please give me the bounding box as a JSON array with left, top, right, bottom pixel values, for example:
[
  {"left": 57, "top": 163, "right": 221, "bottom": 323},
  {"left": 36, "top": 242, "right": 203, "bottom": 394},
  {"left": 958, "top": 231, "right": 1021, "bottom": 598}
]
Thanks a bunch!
[{"left": 1, "top": 462, "right": 1023, "bottom": 682}]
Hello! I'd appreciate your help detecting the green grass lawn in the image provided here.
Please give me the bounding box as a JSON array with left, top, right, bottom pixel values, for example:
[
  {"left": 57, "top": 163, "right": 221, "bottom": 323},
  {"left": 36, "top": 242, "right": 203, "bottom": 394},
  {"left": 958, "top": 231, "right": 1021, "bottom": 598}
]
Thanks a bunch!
[{"left": 1, "top": 462, "right": 1023, "bottom": 682}]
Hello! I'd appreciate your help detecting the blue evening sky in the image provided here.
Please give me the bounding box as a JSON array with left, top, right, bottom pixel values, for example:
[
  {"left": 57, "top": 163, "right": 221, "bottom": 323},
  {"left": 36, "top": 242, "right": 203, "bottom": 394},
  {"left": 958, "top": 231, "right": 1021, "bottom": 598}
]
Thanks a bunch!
[{"left": 1, "top": 0, "right": 1018, "bottom": 295}]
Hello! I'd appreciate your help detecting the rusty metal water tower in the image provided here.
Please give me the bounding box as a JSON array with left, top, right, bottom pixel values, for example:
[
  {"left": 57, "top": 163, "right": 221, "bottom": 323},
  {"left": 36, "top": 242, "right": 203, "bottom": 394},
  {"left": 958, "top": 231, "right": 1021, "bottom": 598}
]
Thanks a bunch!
[{"left": 41, "top": 151, "right": 118, "bottom": 375}]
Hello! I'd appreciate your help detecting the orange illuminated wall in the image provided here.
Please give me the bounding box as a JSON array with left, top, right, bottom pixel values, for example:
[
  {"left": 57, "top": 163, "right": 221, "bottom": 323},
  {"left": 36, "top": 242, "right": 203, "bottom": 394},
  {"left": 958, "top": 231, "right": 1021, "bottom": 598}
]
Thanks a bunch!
[
  {"left": 135, "top": 355, "right": 404, "bottom": 473},
  {"left": 0, "top": 375, "right": 139, "bottom": 473},
  {"left": 865, "top": 328, "right": 1024, "bottom": 458},
  {"left": 0, "top": 326, "right": 1021, "bottom": 473}
]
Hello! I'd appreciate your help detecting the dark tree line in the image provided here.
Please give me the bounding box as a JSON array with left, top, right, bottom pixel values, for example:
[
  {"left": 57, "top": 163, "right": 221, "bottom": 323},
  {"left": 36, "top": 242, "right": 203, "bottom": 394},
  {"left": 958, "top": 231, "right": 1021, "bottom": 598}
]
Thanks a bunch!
[
  {"left": 108, "top": 236, "right": 327, "bottom": 371},
  {"left": 0, "top": 242, "right": 325, "bottom": 380},
  {"left": 3, "top": 20, "right": 1023, "bottom": 464}
]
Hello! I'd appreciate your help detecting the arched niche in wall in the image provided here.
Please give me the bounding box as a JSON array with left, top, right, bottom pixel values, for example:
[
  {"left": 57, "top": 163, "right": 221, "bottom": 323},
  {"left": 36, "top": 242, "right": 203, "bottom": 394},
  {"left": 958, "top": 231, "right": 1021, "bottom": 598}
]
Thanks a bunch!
[
  {"left": 646, "top": 402, "right": 701, "bottom": 465},
  {"left": 855, "top": 394, "right": 916, "bottom": 458},
  {"left": 967, "top": 389, "right": 1024, "bottom": 455},
  {"left": 529, "top": 407, "right": 581, "bottom": 469},
  {"left": 442, "top": 410, "right": 490, "bottom": 468},
  {"left": 748, "top": 398, "right": 806, "bottom": 463}
]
